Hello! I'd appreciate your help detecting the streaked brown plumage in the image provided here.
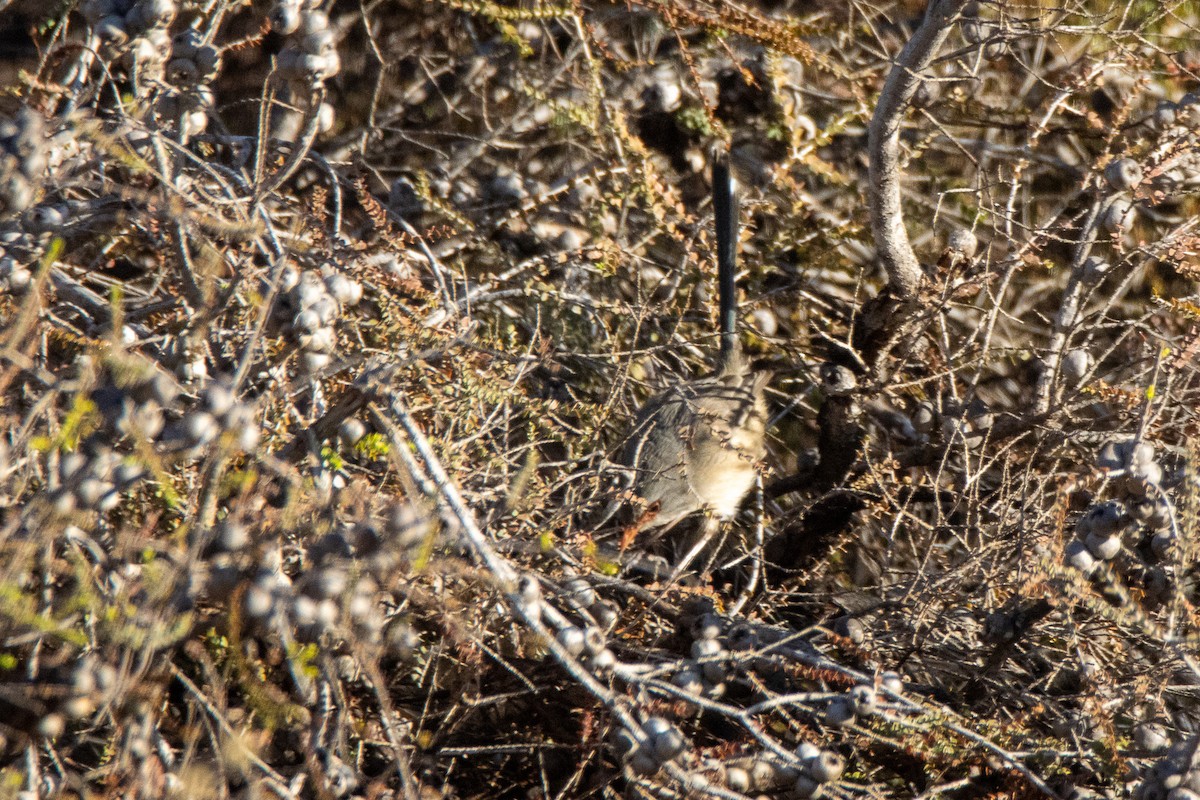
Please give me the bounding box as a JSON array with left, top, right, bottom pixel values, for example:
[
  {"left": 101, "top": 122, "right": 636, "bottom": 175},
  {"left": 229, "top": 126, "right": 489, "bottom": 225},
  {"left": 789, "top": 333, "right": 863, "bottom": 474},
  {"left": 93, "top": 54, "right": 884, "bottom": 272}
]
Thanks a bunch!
[{"left": 620, "top": 152, "right": 769, "bottom": 533}]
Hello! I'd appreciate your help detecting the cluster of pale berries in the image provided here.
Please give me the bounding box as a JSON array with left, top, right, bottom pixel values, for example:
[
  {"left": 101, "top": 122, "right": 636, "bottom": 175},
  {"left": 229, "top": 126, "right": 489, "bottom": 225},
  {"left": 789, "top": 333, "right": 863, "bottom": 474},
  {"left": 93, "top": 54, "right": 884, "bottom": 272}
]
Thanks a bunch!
[
  {"left": 154, "top": 29, "right": 222, "bottom": 141},
  {"left": 0, "top": 108, "right": 46, "bottom": 217},
  {"left": 1065, "top": 439, "right": 1174, "bottom": 579},
  {"left": 269, "top": 0, "right": 339, "bottom": 134},
  {"left": 236, "top": 504, "right": 429, "bottom": 652},
  {"left": 40, "top": 359, "right": 262, "bottom": 520},
  {"left": 80, "top": 0, "right": 176, "bottom": 57},
  {"left": 596, "top": 604, "right": 900, "bottom": 796},
  {"left": 273, "top": 267, "right": 363, "bottom": 374},
  {"left": 1135, "top": 731, "right": 1200, "bottom": 800}
]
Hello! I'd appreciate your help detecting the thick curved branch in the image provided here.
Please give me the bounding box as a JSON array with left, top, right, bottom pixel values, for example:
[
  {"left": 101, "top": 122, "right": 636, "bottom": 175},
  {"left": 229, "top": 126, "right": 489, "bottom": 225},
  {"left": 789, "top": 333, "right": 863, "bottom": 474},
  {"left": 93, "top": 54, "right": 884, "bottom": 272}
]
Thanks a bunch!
[{"left": 869, "top": 0, "right": 969, "bottom": 299}]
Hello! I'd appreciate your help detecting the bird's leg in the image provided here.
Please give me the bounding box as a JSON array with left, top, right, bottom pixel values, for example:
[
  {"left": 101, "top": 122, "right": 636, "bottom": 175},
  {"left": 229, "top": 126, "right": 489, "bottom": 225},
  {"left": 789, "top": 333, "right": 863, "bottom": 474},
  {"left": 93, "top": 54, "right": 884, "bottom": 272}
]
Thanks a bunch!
[{"left": 668, "top": 515, "right": 722, "bottom": 585}]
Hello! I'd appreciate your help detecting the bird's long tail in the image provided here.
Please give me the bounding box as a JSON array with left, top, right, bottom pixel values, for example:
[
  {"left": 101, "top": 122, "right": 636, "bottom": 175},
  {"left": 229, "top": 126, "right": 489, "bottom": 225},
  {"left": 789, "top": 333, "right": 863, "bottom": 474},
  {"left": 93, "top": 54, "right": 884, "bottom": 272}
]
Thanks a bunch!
[{"left": 712, "top": 150, "right": 740, "bottom": 373}]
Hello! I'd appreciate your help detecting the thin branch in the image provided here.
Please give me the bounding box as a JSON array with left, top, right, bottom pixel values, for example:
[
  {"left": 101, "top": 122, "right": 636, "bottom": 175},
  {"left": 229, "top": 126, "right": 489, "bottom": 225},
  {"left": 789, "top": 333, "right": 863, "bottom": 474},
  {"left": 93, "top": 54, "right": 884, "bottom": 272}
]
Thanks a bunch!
[{"left": 869, "top": 0, "right": 971, "bottom": 298}]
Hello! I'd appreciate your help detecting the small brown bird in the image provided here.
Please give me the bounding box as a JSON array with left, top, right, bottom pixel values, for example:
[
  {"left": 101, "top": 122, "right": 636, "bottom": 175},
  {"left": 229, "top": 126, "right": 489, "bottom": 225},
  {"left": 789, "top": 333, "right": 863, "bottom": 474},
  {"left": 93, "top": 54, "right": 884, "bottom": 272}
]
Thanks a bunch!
[{"left": 620, "top": 152, "right": 770, "bottom": 543}]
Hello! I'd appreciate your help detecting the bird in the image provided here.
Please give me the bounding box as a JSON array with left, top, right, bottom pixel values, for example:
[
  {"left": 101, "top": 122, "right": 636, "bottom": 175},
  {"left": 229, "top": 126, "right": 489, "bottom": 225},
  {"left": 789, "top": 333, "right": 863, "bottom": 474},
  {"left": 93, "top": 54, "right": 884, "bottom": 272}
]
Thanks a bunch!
[{"left": 618, "top": 151, "right": 770, "bottom": 563}]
